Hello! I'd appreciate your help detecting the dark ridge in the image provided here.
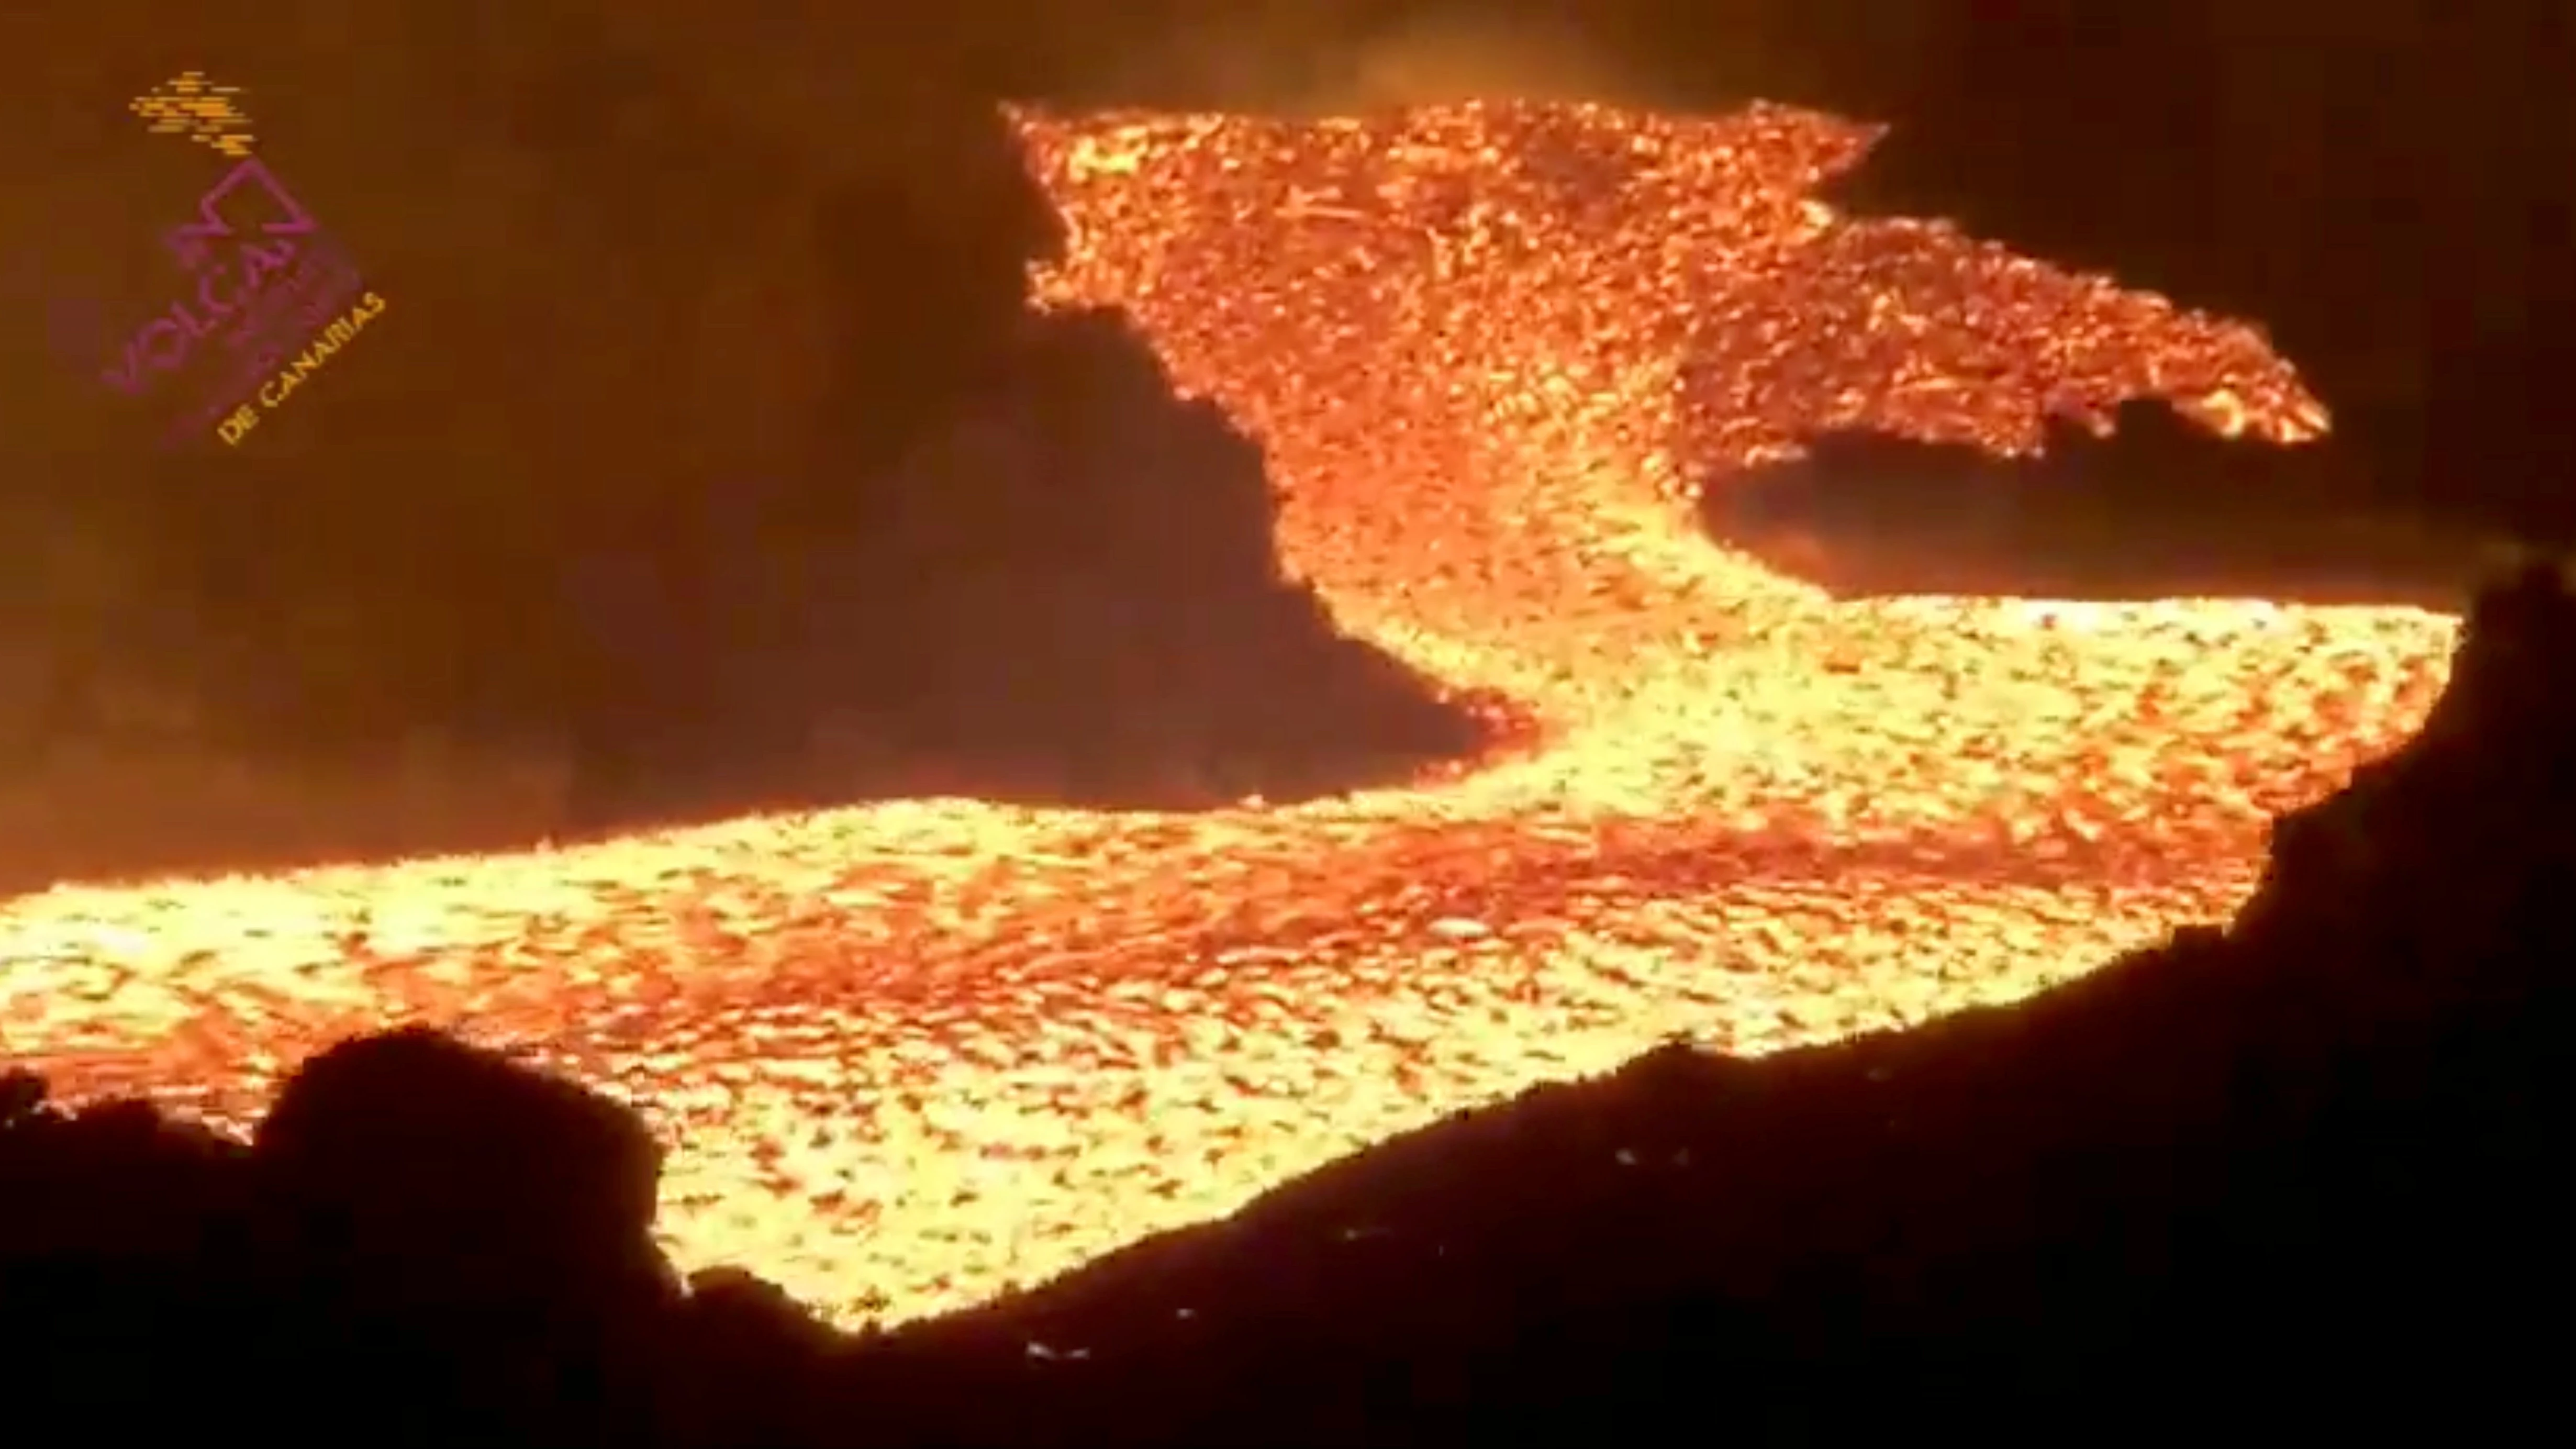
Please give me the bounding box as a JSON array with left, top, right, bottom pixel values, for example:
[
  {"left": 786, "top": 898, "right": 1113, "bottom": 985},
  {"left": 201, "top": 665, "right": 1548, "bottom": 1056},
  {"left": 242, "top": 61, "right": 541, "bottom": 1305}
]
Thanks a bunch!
[
  {"left": 0, "top": 4, "right": 1497, "bottom": 894},
  {"left": 1694, "top": 397, "right": 2515, "bottom": 608},
  {"left": 9, "top": 559, "right": 2576, "bottom": 1444}
]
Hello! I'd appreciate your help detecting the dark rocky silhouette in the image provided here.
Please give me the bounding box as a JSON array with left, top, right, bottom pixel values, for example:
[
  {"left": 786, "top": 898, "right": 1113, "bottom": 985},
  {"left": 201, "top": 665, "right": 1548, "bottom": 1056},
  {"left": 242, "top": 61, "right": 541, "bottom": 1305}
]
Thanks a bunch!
[
  {"left": 1699, "top": 398, "right": 2522, "bottom": 607},
  {"left": 250, "top": 1030, "right": 679, "bottom": 1447},
  {"left": 9, "top": 556, "right": 2576, "bottom": 1443}
]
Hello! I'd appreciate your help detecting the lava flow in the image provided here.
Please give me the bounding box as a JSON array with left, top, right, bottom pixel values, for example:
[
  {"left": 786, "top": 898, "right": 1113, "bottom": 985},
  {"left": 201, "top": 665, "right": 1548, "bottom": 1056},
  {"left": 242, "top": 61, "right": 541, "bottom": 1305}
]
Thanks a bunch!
[{"left": 0, "top": 101, "right": 2460, "bottom": 1329}]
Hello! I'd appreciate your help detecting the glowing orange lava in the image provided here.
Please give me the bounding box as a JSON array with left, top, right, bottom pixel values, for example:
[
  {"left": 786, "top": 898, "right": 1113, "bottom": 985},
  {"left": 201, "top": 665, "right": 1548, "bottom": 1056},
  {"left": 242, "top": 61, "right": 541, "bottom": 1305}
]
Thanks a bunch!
[{"left": 0, "top": 102, "right": 2457, "bottom": 1329}]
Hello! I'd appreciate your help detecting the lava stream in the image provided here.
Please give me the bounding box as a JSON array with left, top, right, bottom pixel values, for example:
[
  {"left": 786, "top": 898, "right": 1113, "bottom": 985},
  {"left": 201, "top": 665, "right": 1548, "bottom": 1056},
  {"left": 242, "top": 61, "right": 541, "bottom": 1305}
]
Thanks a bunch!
[{"left": 1, "top": 101, "right": 2458, "bottom": 1329}]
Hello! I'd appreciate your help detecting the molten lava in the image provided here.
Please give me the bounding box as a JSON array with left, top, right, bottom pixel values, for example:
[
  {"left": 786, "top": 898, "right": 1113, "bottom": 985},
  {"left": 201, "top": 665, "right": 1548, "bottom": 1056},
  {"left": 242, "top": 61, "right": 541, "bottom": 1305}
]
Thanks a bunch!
[{"left": 0, "top": 102, "right": 2458, "bottom": 1329}]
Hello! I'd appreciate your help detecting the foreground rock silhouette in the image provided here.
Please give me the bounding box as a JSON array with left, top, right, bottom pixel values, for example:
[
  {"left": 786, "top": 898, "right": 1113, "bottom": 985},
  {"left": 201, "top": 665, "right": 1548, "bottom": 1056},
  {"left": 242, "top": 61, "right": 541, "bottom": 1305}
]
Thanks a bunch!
[{"left": 9, "top": 559, "right": 2576, "bottom": 1443}]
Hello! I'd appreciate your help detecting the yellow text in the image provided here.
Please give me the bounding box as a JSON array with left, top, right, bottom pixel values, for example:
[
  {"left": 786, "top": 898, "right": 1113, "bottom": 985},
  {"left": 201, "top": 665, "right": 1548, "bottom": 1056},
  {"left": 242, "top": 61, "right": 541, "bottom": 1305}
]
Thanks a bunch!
[{"left": 219, "top": 291, "right": 388, "bottom": 444}]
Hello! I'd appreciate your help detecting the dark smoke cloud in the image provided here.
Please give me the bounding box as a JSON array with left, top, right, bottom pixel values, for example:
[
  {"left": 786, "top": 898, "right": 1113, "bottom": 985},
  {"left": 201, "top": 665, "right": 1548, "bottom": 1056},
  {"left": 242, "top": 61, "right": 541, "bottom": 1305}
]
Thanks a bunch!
[{"left": 0, "top": 1, "right": 1518, "bottom": 892}]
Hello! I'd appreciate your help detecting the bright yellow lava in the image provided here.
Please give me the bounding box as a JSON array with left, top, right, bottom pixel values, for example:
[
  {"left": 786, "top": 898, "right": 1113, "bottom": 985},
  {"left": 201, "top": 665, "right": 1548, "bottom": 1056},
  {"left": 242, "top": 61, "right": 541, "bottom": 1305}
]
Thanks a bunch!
[{"left": 0, "top": 102, "right": 2458, "bottom": 1329}]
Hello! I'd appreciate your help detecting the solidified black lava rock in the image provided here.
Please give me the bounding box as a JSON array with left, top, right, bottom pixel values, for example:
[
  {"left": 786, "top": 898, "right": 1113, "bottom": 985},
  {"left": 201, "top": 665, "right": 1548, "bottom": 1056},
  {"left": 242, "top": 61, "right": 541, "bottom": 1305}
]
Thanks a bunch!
[{"left": 1698, "top": 397, "right": 2515, "bottom": 609}]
